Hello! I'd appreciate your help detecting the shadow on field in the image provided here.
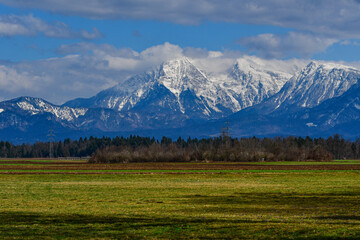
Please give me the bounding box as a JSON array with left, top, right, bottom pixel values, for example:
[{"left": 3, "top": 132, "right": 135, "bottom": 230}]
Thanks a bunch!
[
  {"left": 0, "top": 210, "right": 359, "bottom": 239},
  {"left": 182, "top": 192, "right": 360, "bottom": 206},
  {"left": 0, "top": 211, "right": 276, "bottom": 239},
  {"left": 180, "top": 192, "right": 360, "bottom": 221},
  {"left": 0, "top": 211, "right": 270, "bottom": 226},
  {"left": 316, "top": 215, "right": 360, "bottom": 221}
]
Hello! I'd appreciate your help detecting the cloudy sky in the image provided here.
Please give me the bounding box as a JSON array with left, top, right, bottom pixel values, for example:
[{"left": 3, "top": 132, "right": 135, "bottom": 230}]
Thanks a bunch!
[{"left": 0, "top": 0, "right": 360, "bottom": 104}]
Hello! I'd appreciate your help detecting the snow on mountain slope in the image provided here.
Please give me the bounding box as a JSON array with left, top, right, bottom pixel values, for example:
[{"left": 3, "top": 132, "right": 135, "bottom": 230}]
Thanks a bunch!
[
  {"left": 1, "top": 97, "right": 87, "bottom": 121},
  {"left": 271, "top": 61, "right": 360, "bottom": 109},
  {"left": 66, "top": 58, "right": 235, "bottom": 118},
  {"left": 217, "top": 61, "right": 360, "bottom": 138},
  {"left": 65, "top": 56, "right": 301, "bottom": 119},
  {"left": 219, "top": 56, "right": 305, "bottom": 110},
  {"left": 297, "top": 80, "right": 360, "bottom": 128}
]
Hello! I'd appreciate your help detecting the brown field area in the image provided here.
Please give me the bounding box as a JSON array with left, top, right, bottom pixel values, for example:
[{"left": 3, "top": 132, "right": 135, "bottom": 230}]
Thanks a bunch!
[{"left": 1, "top": 159, "right": 360, "bottom": 173}]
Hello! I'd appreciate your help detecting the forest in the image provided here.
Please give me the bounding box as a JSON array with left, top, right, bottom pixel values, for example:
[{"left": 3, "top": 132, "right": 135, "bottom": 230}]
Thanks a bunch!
[{"left": 0, "top": 134, "right": 359, "bottom": 162}]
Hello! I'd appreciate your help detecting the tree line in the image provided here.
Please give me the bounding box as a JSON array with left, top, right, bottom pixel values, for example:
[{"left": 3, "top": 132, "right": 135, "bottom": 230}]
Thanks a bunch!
[{"left": 0, "top": 134, "right": 359, "bottom": 162}]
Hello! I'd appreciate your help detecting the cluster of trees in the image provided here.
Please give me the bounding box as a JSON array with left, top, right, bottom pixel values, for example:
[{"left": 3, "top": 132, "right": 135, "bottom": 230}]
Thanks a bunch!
[
  {"left": 90, "top": 134, "right": 360, "bottom": 163},
  {"left": 0, "top": 134, "right": 359, "bottom": 162},
  {"left": 0, "top": 135, "right": 155, "bottom": 158}
]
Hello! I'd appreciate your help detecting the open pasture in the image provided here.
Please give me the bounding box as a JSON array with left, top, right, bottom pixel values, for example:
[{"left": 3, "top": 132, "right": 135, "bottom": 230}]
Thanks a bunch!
[{"left": 0, "top": 159, "right": 359, "bottom": 239}]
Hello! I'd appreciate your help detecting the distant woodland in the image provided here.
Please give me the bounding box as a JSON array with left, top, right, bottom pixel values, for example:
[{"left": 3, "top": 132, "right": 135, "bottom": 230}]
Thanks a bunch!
[{"left": 0, "top": 134, "right": 360, "bottom": 162}]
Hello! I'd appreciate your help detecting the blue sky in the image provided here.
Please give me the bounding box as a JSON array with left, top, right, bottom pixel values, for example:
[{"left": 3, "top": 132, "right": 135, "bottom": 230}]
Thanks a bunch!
[
  {"left": 0, "top": 0, "right": 360, "bottom": 104},
  {"left": 0, "top": 4, "right": 293, "bottom": 61}
]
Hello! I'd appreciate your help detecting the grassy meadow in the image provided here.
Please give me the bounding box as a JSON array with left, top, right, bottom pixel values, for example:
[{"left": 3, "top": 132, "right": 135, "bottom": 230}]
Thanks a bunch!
[{"left": 0, "top": 160, "right": 359, "bottom": 239}]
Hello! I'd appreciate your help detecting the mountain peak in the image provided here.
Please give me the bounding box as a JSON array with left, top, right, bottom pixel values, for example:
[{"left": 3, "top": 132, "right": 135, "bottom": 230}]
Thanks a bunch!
[
  {"left": 164, "top": 56, "right": 191, "bottom": 64},
  {"left": 305, "top": 60, "right": 358, "bottom": 73},
  {"left": 160, "top": 57, "right": 198, "bottom": 73},
  {"left": 10, "top": 96, "right": 52, "bottom": 107},
  {"left": 13, "top": 96, "right": 45, "bottom": 102},
  {"left": 158, "top": 57, "right": 208, "bottom": 96},
  {"left": 0, "top": 96, "right": 87, "bottom": 122},
  {"left": 270, "top": 60, "right": 360, "bottom": 109},
  {"left": 305, "top": 60, "right": 319, "bottom": 68},
  {"left": 160, "top": 57, "right": 194, "bottom": 72}
]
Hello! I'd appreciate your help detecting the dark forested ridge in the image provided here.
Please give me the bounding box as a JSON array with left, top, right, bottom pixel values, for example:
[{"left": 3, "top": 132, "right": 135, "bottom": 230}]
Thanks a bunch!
[{"left": 1, "top": 134, "right": 359, "bottom": 162}]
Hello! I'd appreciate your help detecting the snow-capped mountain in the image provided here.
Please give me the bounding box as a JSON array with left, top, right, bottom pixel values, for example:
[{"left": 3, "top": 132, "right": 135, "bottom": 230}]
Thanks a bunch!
[
  {"left": 66, "top": 58, "right": 234, "bottom": 119},
  {"left": 186, "top": 61, "right": 360, "bottom": 138},
  {"left": 65, "top": 57, "right": 301, "bottom": 119},
  {"left": 0, "top": 96, "right": 149, "bottom": 142},
  {"left": 0, "top": 96, "right": 147, "bottom": 131},
  {"left": 0, "top": 97, "right": 89, "bottom": 142},
  {"left": 294, "top": 79, "right": 360, "bottom": 131},
  {"left": 0, "top": 96, "right": 87, "bottom": 123},
  {"left": 1, "top": 57, "right": 360, "bottom": 142},
  {"left": 188, "top": 81, "right": 360, "bottom": 139},
  {"left": 219, "top": 56, "right": 302, "bottom": 109},
  {"left": 267, "top": 61, "right": 360, "bottom": 111}
]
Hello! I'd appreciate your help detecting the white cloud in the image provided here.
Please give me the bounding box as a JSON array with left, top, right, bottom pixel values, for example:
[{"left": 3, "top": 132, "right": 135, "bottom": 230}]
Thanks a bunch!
[
  {"left": 1, "top": 0, "right": 360, "bottom": 39},
  {"left": 0, "top": 14, "right": 102, "bottom": 39},
  {"left": 0, "top": 42, "right": 314, "bottom": 104},
  {"left": 57, "top": 42, "right": 185, "bottom": 71},
  {"left": 0, "top": 42, "right": 242, "bottom": 104},
  {"left": 0, "top": 65, "right": 44, "bottom": 92},
  {"left": 340, "top": 40, "right": 360, "bottom": 47},
  {"left": 238, "top": 32, "right": 337, "bottom": 58},
  {"left": 0, "top": 21, "right": 31, "bottom": 36},
  {"left": 104, "top": 56, "right": 139, "bottom": 70},
  {"left": 340, "top": 40, "right": 352, "bottom": 46}
]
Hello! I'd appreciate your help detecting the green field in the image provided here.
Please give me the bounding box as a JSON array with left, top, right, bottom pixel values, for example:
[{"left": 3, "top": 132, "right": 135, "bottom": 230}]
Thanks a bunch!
[{"left": 0, "top": 160, "right": 359, "bottom": 239}]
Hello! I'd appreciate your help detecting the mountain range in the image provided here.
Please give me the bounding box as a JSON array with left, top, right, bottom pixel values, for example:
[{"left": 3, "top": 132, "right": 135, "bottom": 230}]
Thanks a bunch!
[{"left": 0, "top": 56, "right": 359, "bottom": 143}]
